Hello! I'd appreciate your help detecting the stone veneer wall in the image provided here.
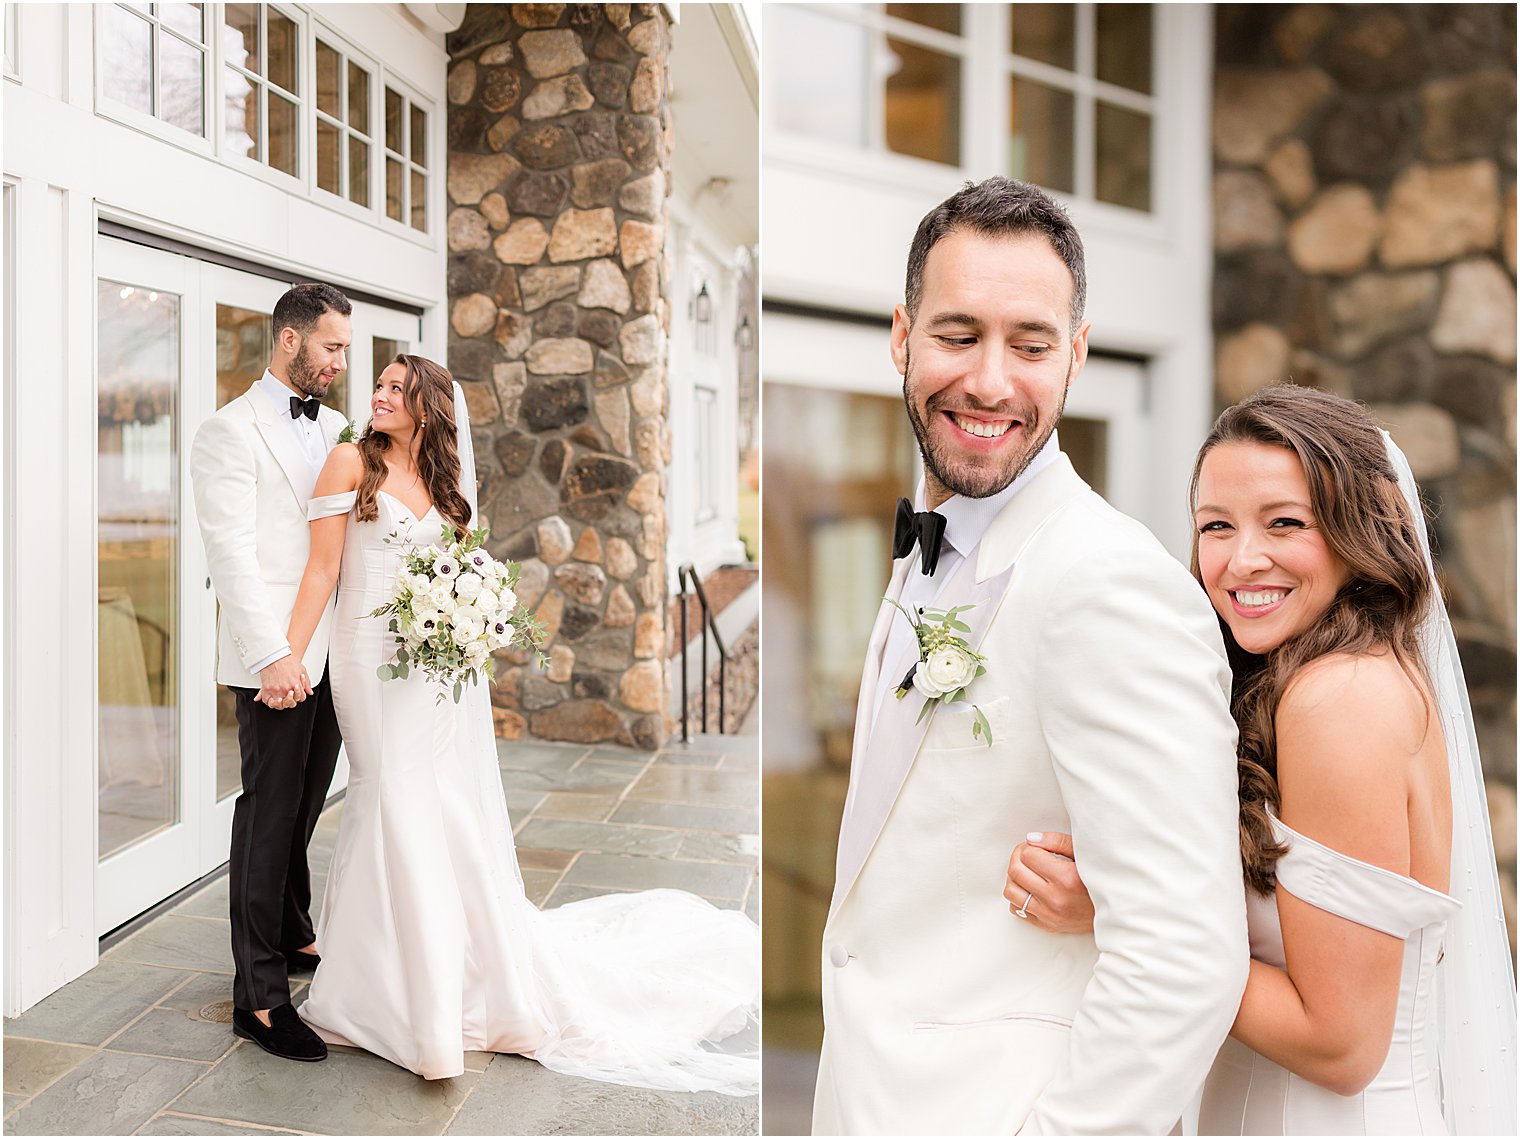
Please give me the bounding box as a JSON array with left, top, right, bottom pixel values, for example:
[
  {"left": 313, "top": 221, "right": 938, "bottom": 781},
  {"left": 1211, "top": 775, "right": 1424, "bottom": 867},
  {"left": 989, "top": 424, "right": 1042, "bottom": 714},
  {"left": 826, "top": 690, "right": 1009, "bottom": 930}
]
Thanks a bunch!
[
  {"left": 444, "top": 3, "right": 675, "bottom": 750},
  {"left": 1212, "top": 5, "right": 1517, "bottom": 933}
]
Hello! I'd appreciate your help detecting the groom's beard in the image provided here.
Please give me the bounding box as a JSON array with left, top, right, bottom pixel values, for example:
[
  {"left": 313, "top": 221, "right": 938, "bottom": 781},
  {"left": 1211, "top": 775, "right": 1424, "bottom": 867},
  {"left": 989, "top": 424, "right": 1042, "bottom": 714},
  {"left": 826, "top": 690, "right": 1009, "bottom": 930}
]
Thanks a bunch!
[
  {"left": 902, "top": 344, "right": 1071, "bottom": 500},
  {"left": 288, "top": 339, "right": 335, "bottom": 400}
]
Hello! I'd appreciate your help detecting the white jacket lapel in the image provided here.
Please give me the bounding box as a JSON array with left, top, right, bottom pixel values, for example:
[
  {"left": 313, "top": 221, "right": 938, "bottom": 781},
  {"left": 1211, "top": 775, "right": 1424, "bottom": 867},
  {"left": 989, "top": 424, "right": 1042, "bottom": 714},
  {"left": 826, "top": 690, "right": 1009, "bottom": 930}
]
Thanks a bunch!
[
  {"left": 317, "top": 405, "right": 347, "bottom": 453},
  {"left": 828, "top": 457, "right": 1093, "bottom": 924},
  {"left": 249, "top": 388, "right": 319, "bottom": 504},
  {"left": 829, "top": 553, "right": 1017, "bottom": 922}
]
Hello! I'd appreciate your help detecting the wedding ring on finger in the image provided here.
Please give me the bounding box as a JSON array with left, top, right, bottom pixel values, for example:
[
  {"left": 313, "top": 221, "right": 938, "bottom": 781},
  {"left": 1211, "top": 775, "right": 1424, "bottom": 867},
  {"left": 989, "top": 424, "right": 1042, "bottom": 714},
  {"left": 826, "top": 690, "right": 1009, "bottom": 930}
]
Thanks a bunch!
[{"left": 1014, "top": 891, "right": 1035, "bottom": 920}]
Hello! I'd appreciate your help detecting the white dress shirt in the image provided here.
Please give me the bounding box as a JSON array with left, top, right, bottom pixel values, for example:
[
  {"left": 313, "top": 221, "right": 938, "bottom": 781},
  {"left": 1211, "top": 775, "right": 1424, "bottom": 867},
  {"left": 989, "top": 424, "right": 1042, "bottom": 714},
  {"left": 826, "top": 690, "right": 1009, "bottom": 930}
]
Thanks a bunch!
[
  {"left": 871, "top": 432, "right": 1062, "bottom": 727},
  {"left": 246, "top": 370, "right": 333, "bottom": 676}
]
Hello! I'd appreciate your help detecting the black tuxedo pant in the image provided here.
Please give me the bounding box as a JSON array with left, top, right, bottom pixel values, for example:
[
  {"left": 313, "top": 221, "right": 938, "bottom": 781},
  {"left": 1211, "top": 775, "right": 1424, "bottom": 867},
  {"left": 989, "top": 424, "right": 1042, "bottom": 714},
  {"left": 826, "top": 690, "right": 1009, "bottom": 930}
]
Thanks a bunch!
[{"left": 228, "top": 672, "right": 342, "bottom": 1011}]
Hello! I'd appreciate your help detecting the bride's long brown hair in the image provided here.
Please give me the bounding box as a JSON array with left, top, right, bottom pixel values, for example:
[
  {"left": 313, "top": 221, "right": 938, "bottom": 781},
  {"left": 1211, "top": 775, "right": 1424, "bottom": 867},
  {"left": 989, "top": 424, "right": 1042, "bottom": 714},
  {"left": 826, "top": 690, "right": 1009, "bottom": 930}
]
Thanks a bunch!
[
  {"left": 1189, "top": 386, "right": 1433, "bottom": 895},
  {"left": 353, "top": 354, "right": 473, "bottom": 536}
]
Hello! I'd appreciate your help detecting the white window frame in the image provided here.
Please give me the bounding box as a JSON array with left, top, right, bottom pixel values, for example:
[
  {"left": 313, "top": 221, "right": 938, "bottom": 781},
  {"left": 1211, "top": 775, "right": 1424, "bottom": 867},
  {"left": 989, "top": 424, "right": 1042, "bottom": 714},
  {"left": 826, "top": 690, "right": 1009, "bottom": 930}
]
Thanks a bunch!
[
  {"left": 92, "top": 1, "right": 216, "bottom": 156},
  {"left": 764, "top": 2, "right": 977, "bottom": 194},
  {"left": 217, "top": 0, "right": 308, "bottom": 193},
  {"left": 998, "top": 4, "right": 1157, "bottom": 213},
  {"left": 309, "top": 21, "right": 381, "bottom": 224},
  {"left": 85, "top": 4, "right": 441, "bottom": 249},
  {"left": 4, "top": 3, "right": 21, "bottom": 82},
  {"left": 377, "top": 68, "right": 435, "bottom": 241},
  {"left": 765, "top": 3, "right": 1165, "bottom": 231},
  {"left": 694, "top": 382, "right": 721, "bottom": 525}
]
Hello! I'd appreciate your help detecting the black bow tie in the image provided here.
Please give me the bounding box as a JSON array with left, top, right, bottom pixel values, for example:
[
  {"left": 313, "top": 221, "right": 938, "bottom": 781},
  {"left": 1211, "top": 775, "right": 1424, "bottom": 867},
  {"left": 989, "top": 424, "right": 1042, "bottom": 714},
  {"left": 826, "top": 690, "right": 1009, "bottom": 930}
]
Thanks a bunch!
[
  {"left": 289, "top": 395, "right": 321, "bottom": 421},
  {"left": 893, "top": 497, "right": 947, "bottom": 575}
]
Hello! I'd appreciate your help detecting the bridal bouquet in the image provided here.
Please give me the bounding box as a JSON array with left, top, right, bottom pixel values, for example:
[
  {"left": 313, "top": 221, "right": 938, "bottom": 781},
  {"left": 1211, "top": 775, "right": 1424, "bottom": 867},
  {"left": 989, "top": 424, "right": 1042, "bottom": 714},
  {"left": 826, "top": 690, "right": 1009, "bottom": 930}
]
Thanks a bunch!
[{"left": 369, "top": 524, "right": 547, "bottom": 702}]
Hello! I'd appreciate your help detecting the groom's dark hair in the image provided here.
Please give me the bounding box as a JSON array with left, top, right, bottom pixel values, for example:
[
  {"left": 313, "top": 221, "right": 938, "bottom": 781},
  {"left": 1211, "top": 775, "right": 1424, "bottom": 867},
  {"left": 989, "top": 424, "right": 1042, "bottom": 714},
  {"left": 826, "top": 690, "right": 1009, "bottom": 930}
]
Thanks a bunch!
[
  {"left": 904, "top": 176, "right": 1086, "bottom": 331},
  {"left": 273, "top": 282, "right": 352, "bottom": 338}
]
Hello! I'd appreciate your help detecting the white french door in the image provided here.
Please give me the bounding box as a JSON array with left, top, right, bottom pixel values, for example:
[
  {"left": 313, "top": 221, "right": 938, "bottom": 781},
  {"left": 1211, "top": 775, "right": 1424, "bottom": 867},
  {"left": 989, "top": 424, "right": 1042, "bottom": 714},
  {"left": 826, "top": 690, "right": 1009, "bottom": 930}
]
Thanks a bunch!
[
  {"left": 96, "top": 238, "right": 216, "bottom": 931},
  {"left": 96, "top": 238, "right": 421, "bottom": 933}
]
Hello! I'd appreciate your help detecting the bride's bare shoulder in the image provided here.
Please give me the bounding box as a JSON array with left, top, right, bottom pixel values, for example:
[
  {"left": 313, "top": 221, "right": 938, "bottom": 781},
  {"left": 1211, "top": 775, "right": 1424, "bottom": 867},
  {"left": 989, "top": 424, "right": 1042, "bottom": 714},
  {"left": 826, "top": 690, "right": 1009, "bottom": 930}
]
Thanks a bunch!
[
  {"left": 316, "top": 443, "right": 363, "bottom": 493},
  {"left": 1276, "top": 652, "right": 1431, "bottom": 869},
  {"left": 1280, "top": 651, "right": 1429, "bottom": 745}
]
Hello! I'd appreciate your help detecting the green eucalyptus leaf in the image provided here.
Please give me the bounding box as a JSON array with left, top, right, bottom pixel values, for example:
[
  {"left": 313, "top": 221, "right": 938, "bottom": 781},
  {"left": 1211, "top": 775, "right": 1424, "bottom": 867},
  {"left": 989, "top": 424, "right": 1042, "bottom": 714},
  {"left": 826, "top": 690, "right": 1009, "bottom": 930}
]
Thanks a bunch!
[{"left": 972, "top": 706, "right": 993, "bottom": 746}]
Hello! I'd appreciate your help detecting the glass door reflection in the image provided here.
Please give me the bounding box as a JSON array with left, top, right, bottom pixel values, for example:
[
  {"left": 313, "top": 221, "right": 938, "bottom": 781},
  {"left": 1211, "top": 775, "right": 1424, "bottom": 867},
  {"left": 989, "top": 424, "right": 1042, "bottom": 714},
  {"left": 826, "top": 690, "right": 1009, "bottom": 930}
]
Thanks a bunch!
[{"left": 97, "top": 280, "right": 182, "bottom": 859}]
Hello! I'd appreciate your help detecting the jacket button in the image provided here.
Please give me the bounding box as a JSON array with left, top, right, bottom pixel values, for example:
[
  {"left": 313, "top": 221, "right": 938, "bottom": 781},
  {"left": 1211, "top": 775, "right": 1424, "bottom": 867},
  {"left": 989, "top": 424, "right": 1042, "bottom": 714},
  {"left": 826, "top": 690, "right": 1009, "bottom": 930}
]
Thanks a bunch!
[{"left": 829, "top": 944, "right": 849, "bottom": 968}]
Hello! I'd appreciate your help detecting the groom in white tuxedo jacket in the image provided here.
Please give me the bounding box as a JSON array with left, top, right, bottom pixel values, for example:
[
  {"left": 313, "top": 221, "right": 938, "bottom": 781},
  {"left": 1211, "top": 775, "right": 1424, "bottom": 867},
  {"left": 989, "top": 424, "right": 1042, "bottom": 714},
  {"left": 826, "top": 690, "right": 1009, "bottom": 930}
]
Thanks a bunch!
[
  {"left": 813, "top": 179, "right": 1248, "bottom": 1135},
  {"left": 190, "top": 283, "right": 352, "bottom": 1062}
]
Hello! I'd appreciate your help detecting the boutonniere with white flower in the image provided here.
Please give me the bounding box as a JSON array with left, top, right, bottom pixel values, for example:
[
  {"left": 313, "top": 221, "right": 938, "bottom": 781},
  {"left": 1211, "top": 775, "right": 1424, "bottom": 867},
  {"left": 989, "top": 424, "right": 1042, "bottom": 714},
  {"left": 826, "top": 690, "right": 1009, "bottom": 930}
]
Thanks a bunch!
[
  {"left": 885, "top": 599, "right": 993, "bottom": 745},
  {"left": 336, "top": 419, "right": 358, "bottom": 444}
]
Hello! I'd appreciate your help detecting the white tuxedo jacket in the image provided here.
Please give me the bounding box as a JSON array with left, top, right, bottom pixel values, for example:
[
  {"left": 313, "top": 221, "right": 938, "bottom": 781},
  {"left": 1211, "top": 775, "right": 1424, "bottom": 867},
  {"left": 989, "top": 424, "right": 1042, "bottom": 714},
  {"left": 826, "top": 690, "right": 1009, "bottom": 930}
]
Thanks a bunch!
[
  {"left": 190, "top": 385, "right": 346, "bottom": 689},
  {"left": 814, "top": 456, "right": 1249, "bottom": 1136}
]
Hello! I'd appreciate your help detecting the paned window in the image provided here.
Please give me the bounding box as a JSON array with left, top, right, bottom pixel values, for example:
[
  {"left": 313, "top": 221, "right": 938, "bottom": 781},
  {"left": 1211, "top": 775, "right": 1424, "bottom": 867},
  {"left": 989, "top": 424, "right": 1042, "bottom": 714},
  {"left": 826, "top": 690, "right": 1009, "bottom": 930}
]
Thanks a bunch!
[
  {"left": 768, "top": 4, "right": 965, "bottom": 168},
  {"left": 1008, "top": 3, "right": 1153, "bottom": 211},
  {"left": 101, "top": 3, "right": 209, "bottom": 136},
  {"left": 315, "top": 38, "right": 373, "bottom": 207},
  {"left": 222, "top": 3, "right": 301, "bottom": 178},
  {"left": 383, "top": 85, "right": 429, "bottom": 232},
  {"left": 5, "top": 4, "right": 19, "bottom": 76},
  {"left": 768, "top": 4, "right": 1156, "bottom": 214},
  {"left": 695, "top": 385, "right": 720, "bottom": 524}
]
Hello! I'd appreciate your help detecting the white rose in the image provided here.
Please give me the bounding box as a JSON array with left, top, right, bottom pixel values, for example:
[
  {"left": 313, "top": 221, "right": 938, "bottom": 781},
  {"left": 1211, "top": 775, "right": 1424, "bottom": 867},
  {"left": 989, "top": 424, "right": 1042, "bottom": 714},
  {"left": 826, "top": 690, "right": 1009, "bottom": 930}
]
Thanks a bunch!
[
  {"left": 476, "top": 588, "right": 499, "bottom": 616},
  {"left": 495, "top": 586, "right": 518, "bottom": 617},
  {"left": 453, "top": 572, "right": 483, "bottom": 603},
  {"left": 432, "top": 590, "right": 458, "bottom": 616},
  {"left": 913, "top": 645, "right": 977, "bottom": 699},
  {"left": 465, "top": 640, "right": 490, "bottom": 668},
  {"left": 409, "top": 573, "right": 432, "bottom": 595},
  {"left": 451, "top": 605, "right": 485, "bottom": 642}
]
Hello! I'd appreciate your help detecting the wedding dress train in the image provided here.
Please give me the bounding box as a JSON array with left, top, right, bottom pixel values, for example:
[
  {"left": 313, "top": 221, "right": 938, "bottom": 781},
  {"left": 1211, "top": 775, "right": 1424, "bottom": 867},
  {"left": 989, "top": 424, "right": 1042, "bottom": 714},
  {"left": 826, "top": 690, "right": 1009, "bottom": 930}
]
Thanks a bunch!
[{"left": 296, "top": 490, "right": 758, "bottom": 1091}]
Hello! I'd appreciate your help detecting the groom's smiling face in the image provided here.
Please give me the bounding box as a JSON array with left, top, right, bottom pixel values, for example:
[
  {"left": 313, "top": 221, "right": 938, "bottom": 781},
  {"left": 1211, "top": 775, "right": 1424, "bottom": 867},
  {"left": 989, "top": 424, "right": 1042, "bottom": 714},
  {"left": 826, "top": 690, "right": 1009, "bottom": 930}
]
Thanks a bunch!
[{"left": 892, "top": 229, "right": 1089, "bottom": 508}]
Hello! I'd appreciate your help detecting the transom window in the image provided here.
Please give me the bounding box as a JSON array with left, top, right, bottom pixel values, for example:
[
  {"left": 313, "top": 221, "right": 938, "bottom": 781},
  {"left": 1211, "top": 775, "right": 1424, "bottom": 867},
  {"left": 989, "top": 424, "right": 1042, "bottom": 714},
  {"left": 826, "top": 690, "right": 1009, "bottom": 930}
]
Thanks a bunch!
[
  {"left": 383, "top": 85, "right": 429, "bottom": 232},
  {"left": 101, "top": 2, "right": 209, "bottom": 137},
  {"left": 768, "top": 4, "right": 965, "bottom": 168},
  {"left": 6, "top": 3, "right": 21, "bottom": 77},
  {"left": 1008, "top": 4, "right": 1153, "bottom": 212},
  {"left": 92, "top": 4, "right": 433, "bottom": 237},
  {"left": 767, "top": 3, "right": 1156, "bottom": 215},
  {"left": 222, "top": 3, "right": 301, "bottom": 177},
  {"left": 315, "top": 38, "right": 372, "bottom": 208}
]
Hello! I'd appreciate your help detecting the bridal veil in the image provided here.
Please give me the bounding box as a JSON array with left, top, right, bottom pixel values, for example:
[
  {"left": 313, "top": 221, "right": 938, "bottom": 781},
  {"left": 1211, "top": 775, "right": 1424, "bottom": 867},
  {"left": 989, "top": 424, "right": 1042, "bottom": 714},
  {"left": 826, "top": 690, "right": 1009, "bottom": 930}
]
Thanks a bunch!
[{"left": 1384, "top": 431, "right": 1516, "bottom": 1135}]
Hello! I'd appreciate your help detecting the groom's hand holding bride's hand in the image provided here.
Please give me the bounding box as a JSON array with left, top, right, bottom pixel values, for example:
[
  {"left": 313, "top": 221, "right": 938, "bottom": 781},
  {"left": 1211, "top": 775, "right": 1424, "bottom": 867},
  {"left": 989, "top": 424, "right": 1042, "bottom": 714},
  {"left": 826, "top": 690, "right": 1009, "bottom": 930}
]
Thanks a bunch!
[
  {"left": 255, "top": 655, "right": 313, "bottom": 711},
  {"left": 1004, "top": 832, "right": 1094, "bottom": 934}
]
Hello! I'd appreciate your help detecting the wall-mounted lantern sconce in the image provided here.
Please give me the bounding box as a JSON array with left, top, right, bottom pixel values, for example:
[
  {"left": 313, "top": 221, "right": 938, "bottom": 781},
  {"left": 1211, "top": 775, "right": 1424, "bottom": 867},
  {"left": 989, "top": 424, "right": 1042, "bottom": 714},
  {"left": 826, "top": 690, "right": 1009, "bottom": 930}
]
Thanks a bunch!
[
  {"left": 734, "top": 314, "right": 753, "bottom": 350},
  {"left": 691, "top": 282, "right": 712, "bottom": 325}
]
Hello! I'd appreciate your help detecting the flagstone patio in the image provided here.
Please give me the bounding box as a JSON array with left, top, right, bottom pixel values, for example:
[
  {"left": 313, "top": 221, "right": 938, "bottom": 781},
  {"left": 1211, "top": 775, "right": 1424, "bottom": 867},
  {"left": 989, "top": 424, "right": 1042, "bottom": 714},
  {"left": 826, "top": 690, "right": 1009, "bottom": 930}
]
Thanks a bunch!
[{"left": 4, "top": 732, "right": 759, "bottom": 1136}]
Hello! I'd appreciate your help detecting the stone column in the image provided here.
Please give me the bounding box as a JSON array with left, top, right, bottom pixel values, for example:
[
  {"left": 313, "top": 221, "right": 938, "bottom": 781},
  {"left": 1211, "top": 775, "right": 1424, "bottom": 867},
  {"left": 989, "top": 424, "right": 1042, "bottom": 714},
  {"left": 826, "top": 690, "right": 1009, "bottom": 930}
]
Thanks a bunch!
[
  {"left": 445, "top": 3, "right": 674, "bottom": 750},
  {"left": 1212, "top": 4, "right": 1517, "bottom": 937}
]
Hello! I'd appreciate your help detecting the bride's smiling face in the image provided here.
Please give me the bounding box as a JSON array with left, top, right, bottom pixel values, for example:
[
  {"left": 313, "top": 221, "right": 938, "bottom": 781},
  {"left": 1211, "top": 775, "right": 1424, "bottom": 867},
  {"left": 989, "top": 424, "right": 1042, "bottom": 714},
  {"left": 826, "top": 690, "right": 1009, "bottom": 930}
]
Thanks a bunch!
[
  {"left": 1194, "top": 441, "right": 1351, "bottom": 655},
  {"left": 371, "top": 362, "right": 417, "bottom": 438}
]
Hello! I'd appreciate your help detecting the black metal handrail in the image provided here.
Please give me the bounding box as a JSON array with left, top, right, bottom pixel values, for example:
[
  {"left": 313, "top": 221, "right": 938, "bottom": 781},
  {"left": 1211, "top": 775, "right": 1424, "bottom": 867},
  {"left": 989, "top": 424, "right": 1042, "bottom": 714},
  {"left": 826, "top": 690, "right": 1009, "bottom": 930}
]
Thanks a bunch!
[{"left": 678, "top": 563, "right": 729, "bottom": 741}]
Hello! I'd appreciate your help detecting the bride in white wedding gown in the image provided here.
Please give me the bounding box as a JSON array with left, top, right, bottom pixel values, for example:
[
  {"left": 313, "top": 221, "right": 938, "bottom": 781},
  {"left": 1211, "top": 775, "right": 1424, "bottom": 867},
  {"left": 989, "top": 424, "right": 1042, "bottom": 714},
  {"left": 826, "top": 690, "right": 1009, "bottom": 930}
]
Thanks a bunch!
[{"left": 278, "top": 355, "right": 758, "bottom": 1090}]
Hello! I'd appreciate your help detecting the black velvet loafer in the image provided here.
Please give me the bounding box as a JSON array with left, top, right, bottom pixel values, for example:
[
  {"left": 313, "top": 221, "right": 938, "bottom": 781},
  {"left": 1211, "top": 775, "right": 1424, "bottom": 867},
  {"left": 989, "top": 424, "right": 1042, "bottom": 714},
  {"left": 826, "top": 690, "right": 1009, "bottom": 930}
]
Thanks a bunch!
[
  {"left": 232, "top": 1003, "right": 327, "bottom": 1062},
  {"left": 283, "top": 948, "right": 321, "bottom": 973}
]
